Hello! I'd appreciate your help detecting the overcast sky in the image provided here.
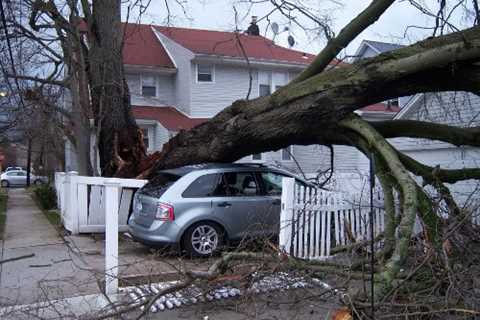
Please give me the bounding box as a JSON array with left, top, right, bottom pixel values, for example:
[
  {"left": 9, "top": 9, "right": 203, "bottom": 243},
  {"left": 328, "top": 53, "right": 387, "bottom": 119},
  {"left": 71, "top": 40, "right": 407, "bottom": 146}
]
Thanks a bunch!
[{"left": 125, "top": 0, "right": 473, "bottom": 56}]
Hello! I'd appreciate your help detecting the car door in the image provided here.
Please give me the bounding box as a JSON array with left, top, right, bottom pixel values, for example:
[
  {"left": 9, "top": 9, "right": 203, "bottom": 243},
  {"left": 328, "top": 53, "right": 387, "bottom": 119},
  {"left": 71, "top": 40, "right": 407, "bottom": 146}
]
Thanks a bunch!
[
  {"left": 15, "top": 171, "right": 27, "bottom": 186},
  {"left": 211, "top": 171, "right": 266, "bottom": 240},
  {"left": 256, "top": 171, "right": 286, "bottom": 236}
]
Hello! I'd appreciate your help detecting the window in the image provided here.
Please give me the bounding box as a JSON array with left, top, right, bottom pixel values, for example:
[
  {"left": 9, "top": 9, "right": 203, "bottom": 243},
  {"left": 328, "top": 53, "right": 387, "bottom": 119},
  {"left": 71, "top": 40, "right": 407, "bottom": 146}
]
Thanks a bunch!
[
  {"left": 182, "top": 174, "right": 220, "bottom": 198},
  {"left": 282, "top": 146, "right": 292, "bottom": 161},
  {"left": 141, "top": 129, "right": 149, "bottom": 149},
  {"left": 142, "top": 75, "right": 156, "bottom": 97},
  {"left": 214, "top": 172, "right": 258, "bottom": 197},
  {"left": 259, "top": 84, "right": 271, "bottom": 97},
  {"left": 251, "top": 153, "right": 263, "bottom": 161},
  {"left": 197, "top": 64, "right": 213, "bottom": 82},
  {"left": 260, "top": 172, "right": 286, "bottom": 196},
  {"left": 275, "top": 85, "right": 283, "bottom": 91},
  {"left": 140, "top": 173, "right": 180, "bottom": 197}
]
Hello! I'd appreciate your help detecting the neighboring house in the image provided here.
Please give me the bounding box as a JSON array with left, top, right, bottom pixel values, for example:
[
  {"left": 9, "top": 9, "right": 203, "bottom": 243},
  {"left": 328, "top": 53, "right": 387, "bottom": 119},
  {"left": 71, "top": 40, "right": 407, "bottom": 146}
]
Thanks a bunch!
[
  {"left": 64, "top": 22, "right": 400, "bottom": 176},
  {"left": 352, "top": 40, "right": 480, "bottom": 204}
]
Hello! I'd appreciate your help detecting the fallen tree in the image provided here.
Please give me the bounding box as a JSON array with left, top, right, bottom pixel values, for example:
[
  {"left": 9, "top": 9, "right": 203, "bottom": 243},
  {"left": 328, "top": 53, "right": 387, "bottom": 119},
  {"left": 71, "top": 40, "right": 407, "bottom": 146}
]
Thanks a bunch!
[
  {"left": 131, "top": 2, "right": 480, "bottom": 302},
  {"left": 7, "top": 0, "right": 480, "bottom": 306}
]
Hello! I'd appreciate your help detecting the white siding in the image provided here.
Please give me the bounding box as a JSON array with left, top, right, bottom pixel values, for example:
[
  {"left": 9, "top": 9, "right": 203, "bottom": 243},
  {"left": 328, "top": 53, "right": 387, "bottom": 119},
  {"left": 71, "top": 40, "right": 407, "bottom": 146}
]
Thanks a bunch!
[
  {"left": 154, "top": 31, "right": 195, "bottom": 114},
  {"left": 360, "top": 46, "right": 378, "bottom": 58},
  {"left": 190, "top": 64, "right": 258, "bottom": 118},
  {"left": 333, "top": 145, "right": 359, "bottom": 172},
  {"left": 237, "top": 144, "right": 329, "bottom": 176},
  {"left": 154, "top": 123, "right": 171, "bottom": 151},
  {"left": 392, "top": 92, "right": 480, "bottom": 151}
]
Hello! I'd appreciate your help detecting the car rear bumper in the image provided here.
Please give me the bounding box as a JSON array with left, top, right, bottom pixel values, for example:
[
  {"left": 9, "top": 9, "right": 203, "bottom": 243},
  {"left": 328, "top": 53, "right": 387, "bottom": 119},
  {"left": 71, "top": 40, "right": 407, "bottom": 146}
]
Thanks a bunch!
[{"left": 128, "top": 218, "right": 181, "bottom": 246}]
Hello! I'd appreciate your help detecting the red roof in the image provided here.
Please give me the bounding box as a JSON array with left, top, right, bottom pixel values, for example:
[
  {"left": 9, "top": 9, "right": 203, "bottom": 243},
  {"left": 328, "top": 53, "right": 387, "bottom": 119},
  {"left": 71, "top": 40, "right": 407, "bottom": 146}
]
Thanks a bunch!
[
  {"left": 132, "top": 106, "right": 206, "bottom": 131},
  {"left": 155, "top": 26, "right": 316, "bottom": 65},
  {"left": 123, "top": 24, "right": 175, "bottom": 68},
  {"left": 361, "top": 103, "right": 400, "bottom": 113}
]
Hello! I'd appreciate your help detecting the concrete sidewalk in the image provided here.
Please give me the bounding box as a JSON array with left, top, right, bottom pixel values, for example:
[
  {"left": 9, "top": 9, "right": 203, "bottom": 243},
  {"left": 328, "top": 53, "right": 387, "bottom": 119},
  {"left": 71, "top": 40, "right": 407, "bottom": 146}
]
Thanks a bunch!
[
  {"left": 0, "top": 188, "right": 210, "bottom": 309},
  {"left": 0, "top": 188, "right": 99, "bottom": 306}
]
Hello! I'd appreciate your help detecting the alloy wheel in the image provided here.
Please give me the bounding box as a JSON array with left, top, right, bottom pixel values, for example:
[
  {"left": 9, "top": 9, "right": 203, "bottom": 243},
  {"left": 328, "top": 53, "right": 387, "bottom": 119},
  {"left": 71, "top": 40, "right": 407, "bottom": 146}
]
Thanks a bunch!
[{"left": 191, "top": 225, "right": 219, "bottom": 255}]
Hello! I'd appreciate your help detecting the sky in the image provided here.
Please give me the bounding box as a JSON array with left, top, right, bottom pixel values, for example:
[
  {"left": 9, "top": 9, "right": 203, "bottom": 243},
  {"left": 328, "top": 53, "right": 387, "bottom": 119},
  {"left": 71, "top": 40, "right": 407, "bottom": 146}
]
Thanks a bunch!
[{"left": 125, "top": 0, "right": 473, "bottom": 57}]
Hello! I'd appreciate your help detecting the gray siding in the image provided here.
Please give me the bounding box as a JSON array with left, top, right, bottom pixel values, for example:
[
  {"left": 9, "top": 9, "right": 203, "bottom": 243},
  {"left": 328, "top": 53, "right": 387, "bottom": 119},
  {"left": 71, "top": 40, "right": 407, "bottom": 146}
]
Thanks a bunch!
[
  {"left": 190, "top": 64, "right": 258, "bottom": 118},
  {"left": 154, "top": 30, "right": 195, "bottom": 114}
]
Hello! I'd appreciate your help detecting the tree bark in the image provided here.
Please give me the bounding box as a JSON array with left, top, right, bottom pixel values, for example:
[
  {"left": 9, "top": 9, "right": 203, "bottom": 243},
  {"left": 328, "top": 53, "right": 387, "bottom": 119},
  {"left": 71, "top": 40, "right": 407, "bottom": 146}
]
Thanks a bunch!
[{"left": 85, "top": 0, "right": 145, "bottom": 177}]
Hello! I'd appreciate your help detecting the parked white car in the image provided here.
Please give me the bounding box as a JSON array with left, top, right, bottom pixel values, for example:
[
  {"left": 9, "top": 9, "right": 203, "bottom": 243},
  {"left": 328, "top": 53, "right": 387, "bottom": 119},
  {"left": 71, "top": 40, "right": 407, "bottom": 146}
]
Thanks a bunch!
[{"left": 0, "top": 170, "right": 47, "bottom": 187}]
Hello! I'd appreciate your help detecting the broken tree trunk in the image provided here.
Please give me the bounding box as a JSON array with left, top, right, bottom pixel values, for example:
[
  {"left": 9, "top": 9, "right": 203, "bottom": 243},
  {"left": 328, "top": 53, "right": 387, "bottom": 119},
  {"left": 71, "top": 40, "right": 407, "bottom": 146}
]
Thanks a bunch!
[{"left": 85, "top": 0, "right": 146, "bottom": 176}]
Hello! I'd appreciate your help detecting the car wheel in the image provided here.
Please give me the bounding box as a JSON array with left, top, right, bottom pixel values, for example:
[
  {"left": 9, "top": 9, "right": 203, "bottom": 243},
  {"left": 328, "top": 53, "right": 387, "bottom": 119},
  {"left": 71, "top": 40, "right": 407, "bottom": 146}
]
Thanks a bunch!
[
  {"left": 33, "top": 180, "right": 43, "bottom": 186},
  {"left": 182, "top": 222, "right": 224, "bottom": 257},
  {"left": 1, "top": 180, "right": 9, "bottom": 188}
]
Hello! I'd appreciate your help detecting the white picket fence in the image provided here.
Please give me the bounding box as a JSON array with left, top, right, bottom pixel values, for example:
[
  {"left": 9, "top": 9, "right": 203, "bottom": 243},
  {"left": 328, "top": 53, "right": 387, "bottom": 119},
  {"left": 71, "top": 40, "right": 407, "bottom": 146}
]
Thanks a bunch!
[
  {"left": 280, "top": 178, "right": 385, "bottom": 260},
  {"left": 54, "top": 172, "right": 147, "bottom": 235}
]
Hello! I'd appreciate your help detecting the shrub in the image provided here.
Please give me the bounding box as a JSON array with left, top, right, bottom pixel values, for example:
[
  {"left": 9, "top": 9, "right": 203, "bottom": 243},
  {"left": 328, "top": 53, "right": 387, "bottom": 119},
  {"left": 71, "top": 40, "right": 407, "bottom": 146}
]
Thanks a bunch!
[{"left": 33, "top": 184, "right": 57, "bottom": 210}]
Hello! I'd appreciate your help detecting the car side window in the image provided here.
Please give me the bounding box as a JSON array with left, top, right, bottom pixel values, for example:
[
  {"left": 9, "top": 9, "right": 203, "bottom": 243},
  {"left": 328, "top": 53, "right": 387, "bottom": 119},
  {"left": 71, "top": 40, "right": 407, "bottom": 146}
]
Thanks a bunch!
[
  {"left": 260, "top": 172, "right": 286, "bottom": 196},
  {"left": 17, "top": 171, "right": 26, "bottom": 176},
  {"left": 213, "top": 172, "right": 259, "bottom": 197},
  {"left": 182, "top": 173, "right": 220, "bottom": 198}
]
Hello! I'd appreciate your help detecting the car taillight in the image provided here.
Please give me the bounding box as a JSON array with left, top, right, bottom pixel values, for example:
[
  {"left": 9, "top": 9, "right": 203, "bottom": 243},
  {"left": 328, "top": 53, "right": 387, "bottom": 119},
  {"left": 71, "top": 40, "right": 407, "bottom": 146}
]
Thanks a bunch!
[{"left": 155, "top": 203, "right": 174, "bottom": 221}]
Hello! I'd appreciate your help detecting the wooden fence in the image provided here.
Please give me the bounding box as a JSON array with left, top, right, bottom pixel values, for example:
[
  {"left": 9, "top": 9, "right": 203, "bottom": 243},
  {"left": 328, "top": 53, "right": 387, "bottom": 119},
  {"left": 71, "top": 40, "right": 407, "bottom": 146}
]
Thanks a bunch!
[
  {"left": 54, "top": 172, "right": 147, "bottom": 235},
  {"left": 280, "top": 178, "right": 385, "bottom": 260}
]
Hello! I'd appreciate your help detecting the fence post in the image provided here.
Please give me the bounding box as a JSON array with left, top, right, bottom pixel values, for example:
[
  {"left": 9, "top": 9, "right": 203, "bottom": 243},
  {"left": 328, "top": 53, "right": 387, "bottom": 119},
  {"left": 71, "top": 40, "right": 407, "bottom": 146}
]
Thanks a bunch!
[
  {"left": 280, "top": 178, "right": 295, "bottom": 255},
  {"left": 55, "top": 172, "right": 66, "bottom": 212},
  {"left": 104, "top": 180, "right": 120, "bottom": 295},
  {"left": 67, "top": 171, "right": 79, "bottom": 234}
]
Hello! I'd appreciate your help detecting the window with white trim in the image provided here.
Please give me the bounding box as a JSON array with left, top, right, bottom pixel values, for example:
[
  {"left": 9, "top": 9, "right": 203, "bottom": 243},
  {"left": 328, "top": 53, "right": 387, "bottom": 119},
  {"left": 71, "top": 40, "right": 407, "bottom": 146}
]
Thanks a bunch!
[
  {"left": 258, "top": 70, "right": 288, "bottom": 97},
  {"left": 197, "top": 64, "right": 214, "bottom": 82},
  {"left": 141, "top": 75, "right": 156, "bottom": 97},
  {"left": 281, "top": 146, "right": 292, "bottom": 161}
]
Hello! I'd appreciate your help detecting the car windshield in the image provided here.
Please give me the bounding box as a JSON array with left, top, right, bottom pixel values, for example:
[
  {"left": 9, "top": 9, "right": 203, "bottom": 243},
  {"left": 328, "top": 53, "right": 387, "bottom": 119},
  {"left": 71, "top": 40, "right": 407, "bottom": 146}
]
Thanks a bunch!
[{"left": 140, "top": 172, "right": 181, "bottom": 197}]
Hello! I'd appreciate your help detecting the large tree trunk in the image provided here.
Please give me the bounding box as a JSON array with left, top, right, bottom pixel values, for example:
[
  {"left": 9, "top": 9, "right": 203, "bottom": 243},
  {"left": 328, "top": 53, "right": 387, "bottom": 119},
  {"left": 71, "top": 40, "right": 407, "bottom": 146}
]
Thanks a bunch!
[{"left": 85, "top": 0, "right": 145, "bottom": 177}]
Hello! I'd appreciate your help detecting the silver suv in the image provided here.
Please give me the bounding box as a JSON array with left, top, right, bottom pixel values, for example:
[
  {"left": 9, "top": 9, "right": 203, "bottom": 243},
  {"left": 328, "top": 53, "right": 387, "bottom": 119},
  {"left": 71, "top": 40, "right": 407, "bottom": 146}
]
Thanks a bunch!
[{"left": 128, "top": 163, "right": 307, "bottom": 257}]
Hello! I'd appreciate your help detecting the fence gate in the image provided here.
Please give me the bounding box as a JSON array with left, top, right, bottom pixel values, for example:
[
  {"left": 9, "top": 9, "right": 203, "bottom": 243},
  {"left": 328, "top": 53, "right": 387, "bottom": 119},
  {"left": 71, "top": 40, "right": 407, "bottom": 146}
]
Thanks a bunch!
[{"left": 280, "top": 178, "right": 385, "bottom": 260}]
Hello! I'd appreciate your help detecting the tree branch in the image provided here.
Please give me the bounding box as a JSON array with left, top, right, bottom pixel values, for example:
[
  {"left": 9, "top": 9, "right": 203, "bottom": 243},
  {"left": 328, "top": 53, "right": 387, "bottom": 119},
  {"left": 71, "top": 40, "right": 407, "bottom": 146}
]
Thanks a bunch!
[
  {"left": 398, "top": 151, "right": 480, "bottom": 184},
  {"left": 371, "top": 120, "right": 480, "bottom": 147},
  {"left": 293, "top": 0, "right": 395, "bottom": 83}
]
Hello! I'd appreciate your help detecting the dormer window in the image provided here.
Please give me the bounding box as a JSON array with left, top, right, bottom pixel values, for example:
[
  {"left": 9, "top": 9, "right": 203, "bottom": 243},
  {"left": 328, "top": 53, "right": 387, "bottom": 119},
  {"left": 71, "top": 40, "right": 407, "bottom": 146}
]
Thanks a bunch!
[
  {"left": 142, "top": 75, "right": 156, "bottom": 97},
  {"left": 197, "top": 64, "right": 214, "bottom": 82}
]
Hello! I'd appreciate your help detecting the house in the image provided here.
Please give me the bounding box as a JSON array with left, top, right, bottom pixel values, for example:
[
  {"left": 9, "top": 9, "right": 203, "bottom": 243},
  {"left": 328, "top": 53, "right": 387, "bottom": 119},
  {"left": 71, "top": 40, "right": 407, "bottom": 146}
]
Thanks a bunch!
[
  {"left": 64, "top": 21, "right": 400, "bottom": 176},
  {"left": 351, "top": 40, "right": 480, "bottom": 204}
]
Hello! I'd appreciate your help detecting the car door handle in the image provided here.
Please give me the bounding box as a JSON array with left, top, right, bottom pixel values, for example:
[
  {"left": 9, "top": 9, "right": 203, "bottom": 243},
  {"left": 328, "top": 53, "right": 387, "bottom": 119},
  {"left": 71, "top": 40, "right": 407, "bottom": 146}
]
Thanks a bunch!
[
  {"left": 272, "top": 199, "right": 281, "bottom": 205},
  {"left": 217, "top": 202, "right": 232, "bottom": 208}
]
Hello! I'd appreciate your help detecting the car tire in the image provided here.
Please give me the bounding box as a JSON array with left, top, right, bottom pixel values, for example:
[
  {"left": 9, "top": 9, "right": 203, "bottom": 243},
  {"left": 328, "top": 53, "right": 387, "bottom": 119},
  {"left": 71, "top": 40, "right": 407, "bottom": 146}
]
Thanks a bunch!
[
  {"left": 33, "top": 180, "right": 43, "bottom": 186},
  {"left": 1, "top": 180, "right": 9, "bottom": 188},
  {"left": 182, "top": 222, "right": 225, "bottom": 258}
]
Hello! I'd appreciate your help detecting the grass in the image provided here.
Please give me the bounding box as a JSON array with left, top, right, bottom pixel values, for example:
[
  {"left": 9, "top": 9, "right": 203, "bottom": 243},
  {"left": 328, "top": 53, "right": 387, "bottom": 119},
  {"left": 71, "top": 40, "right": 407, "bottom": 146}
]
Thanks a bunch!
[
  {"left": 44, "top": 209, "right": 61, "bottom": 227},
  {"left": 29, "top": 186, "right": 61, "bottom": 229},
  {"left": 0, "top": 189, "right": 7, "bottom": 239}
]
